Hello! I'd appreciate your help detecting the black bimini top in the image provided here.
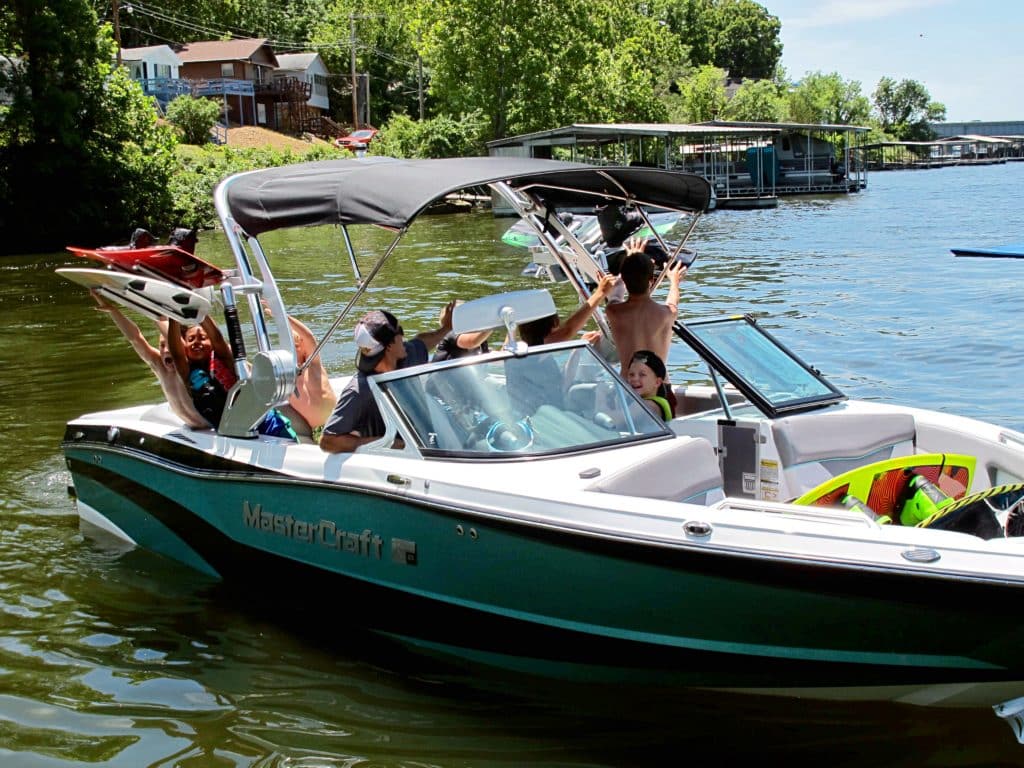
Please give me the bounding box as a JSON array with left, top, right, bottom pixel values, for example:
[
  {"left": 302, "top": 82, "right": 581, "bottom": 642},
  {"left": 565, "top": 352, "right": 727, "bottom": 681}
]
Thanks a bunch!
[{"left": 219, "top": 156, "right": 714, "bottom": 236}]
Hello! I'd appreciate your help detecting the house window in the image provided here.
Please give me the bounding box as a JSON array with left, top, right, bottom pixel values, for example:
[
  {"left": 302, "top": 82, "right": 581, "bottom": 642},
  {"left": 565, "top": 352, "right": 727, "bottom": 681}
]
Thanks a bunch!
[{"left": 221, "top": 63, "right": 234, "bottom": 78}]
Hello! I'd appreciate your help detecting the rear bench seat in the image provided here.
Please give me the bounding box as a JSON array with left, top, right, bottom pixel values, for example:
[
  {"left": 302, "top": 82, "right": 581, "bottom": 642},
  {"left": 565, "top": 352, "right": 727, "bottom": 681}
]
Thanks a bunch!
[{"left": 588, "top": 436, "right": 724, "bottom": 505}]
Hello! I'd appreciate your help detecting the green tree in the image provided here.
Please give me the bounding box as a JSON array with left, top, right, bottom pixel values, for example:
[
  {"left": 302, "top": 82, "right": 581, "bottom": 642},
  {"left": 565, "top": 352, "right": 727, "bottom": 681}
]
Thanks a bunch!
[
  {"left": 723, "top": 77, "right": 786, "bottom": 121},
  {"left": 413, "top": 0, "right": 681, "bottom": 142},
  {"left": 0, "top": 4, "right": 177, "bottom": 253},
  {"left": 166, "top": 95, "right": 223, "bottom": 144},
  {"left": 787, "top": 71, "right": 871, "bottom": 125},
  {"left": 873, "top": 76, "right": 946, "bottom": 141},
  {"left": 670, "top": 64, "right": 728, "bottom": 122},
  {"left": 708, "top": 0, "right": 782, "bottom": 80},
  {"left": 655, "top": 0, "right": 782, "bottom": 80},
  {"left": 412, "top": 0, "right": 588, "bottom": 140},
  {"left": 371, "top": 110, "right": 487, "bottom": 158},
  {"left": 90, "top": 0, "right": 331, "bottom": 51},
  {"left": 309, "top": 0, "right": 422, "bottom": 127}
]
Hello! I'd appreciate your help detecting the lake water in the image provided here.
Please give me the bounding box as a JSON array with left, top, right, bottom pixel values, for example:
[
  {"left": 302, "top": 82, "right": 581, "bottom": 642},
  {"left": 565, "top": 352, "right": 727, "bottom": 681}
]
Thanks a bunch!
[{"left": 2, "top": 163, "right": 1023, "bottom": 766}]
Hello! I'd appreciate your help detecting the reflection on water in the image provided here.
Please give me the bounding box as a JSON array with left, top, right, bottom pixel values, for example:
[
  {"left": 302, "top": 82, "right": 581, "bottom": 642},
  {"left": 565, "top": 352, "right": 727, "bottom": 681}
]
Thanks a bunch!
[{"left": 1, "top": 163, "right": 1023, "bottom": 765}]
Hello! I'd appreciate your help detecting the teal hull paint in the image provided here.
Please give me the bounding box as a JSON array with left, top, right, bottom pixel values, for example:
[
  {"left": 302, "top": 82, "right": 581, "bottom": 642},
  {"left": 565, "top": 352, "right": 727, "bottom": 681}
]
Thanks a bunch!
[
  {"left": 67, "top": 444, "right": 1024, "bottom": 681},
  {"left": 71, "top": 466, "right": 219, "bottom": 578}
]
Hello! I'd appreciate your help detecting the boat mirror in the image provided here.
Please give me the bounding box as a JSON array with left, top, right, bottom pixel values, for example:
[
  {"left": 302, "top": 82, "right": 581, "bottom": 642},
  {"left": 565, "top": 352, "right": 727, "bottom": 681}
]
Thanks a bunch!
[{"left": 452, "top": 289, "right": 556, "bottom": 335}]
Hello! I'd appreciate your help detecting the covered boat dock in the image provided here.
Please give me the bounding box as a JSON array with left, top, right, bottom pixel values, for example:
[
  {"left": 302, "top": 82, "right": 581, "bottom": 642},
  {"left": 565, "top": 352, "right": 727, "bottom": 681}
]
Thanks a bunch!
[
  {"left": 859, "top": 135, "right": 1021, "bottom": 171},
  {"left": 487, "top": 121, "right": 869, "bottom": 210}
]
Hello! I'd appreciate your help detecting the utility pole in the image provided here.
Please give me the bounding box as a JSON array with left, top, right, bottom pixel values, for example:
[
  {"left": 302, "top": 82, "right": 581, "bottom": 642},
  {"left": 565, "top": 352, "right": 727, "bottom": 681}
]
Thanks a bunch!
[
  {"left": 113, "top": 0, "right": 122, "bottom": 66},
  {"left": 349, "top": 14, "right": 359, "bottom": 128},
  {"left": 363, "top": 74, "right": 370, "bottom": 127},
  {"left": 417, "top": 55, "right": 424, "bottom": 121}
]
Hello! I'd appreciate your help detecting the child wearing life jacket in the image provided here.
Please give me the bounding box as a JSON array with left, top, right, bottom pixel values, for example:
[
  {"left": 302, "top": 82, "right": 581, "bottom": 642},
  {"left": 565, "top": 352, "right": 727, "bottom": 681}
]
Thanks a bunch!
[
  {"left": 168, "top": 316, "right": 298, "bottom": 440},
  {"left": 168, "top": 317, "right": 238, "bottom": 428},
  {"left": 627, "top": 349, "right": 673, "bottom": 421}
]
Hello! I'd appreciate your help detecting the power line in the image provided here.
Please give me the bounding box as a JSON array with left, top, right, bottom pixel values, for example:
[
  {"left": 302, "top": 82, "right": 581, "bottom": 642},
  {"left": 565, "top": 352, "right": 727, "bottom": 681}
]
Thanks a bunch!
[{"left": 125, "top": 1, "right": 353, "bottom": 53}]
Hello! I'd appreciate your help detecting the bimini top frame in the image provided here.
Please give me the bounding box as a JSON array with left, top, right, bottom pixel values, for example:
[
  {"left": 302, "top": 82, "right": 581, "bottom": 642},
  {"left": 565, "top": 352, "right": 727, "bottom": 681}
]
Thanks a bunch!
[{"left": 210, "top": 157, "right": 715, "bottom": 438}]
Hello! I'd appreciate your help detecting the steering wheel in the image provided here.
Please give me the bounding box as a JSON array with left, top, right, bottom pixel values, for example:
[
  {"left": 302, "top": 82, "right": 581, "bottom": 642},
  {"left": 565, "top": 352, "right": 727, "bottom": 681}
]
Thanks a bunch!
[
  {"left": 484, "top": 419, "right": 535, "bottom": 452},
  {"left": 468, "top": 417, "right": 540, "bottom": 454},
  {"left": 466, "top": 413, "right": 534, "bottom": 452}
]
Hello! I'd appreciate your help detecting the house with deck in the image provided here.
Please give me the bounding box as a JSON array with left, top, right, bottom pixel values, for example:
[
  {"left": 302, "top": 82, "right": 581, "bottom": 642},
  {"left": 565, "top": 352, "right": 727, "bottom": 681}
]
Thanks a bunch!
[
  {"left": 175, "top": 38, "right": 311, "bottom": 130},
  {"left": 119, "top": 45, "right": 188, "bottom": 110},
  {"left": 114, "top": 37, "right": 338, "bottom": 137},
  {"left": 273, "top": 52, "right": 337, "bottom": 133}
]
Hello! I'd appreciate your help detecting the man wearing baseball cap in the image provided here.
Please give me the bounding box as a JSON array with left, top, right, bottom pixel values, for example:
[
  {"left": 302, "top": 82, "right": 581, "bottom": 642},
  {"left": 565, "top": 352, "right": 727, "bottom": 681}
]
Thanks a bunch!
[{"left": 320, "top": 303, "right": 453, "bottom": 453}]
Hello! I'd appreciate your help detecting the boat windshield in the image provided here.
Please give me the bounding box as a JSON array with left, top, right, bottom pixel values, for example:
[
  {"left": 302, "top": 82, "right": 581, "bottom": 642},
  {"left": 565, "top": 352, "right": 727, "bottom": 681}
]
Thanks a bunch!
[
  {"left": 378, "top": 345, "right": 670, "bottom": 457},
  {"left": 676, "top": 315, "right": 844, "bottom": 417}
]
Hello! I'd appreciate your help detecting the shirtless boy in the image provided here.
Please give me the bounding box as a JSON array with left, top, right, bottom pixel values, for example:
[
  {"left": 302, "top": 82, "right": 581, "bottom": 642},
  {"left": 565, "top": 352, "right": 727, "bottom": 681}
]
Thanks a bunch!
[{"left": 605, "top": 236, "right": 687, "bottom": 377}]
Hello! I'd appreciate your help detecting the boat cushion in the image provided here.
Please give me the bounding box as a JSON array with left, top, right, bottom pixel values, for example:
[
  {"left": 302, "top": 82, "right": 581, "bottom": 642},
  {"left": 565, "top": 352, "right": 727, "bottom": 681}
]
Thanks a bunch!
[
  {"left": 772, "top": 410, "right": 916, "bottom": 498},
  {"left": 772, "top": 411, "right": 916, "bottom": 468},
  {"left": 588, "top": 437, "right": 723, "bottom": 504}
]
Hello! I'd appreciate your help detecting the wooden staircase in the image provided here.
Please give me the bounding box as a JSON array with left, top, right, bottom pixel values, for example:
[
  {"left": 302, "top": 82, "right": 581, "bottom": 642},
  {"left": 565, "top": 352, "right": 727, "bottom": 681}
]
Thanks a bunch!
[{"left": 302, "top": 114, "right": 349, "bottom": 140}]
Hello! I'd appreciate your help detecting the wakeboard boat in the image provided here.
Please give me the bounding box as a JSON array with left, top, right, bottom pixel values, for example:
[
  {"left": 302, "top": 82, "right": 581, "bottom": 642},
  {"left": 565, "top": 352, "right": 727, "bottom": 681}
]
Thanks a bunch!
[{"left": 61, "top": 157, "right": 1024, "bottom": 736}]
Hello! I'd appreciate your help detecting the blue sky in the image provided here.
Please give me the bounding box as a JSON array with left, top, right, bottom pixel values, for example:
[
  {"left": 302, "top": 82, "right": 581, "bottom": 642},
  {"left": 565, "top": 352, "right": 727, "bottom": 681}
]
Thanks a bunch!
[{"left": 762, "top": 0, "right": 1024, "bottom": 122}]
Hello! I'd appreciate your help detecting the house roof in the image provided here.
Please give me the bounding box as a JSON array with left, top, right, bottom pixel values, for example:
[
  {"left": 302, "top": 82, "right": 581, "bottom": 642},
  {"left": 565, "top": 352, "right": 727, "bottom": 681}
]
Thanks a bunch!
[
  {"left": 121, "top": 45, "right": 177, "bottom": 61},
  {"left": 275, "top": 53, "right": 320, "bottom": 71},
  {"left": 177, "top": 38, "right": 277, "bottom": 66}
]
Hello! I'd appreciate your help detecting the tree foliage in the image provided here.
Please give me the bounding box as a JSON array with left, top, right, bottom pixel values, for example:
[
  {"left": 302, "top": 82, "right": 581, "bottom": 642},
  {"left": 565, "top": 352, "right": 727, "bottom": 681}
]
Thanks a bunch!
[
  {"left": 411, "top": 0, "right": 681, "bottom": 141},
  {"left": 166, "top": 94, "right": 222, "bottom": 144},
  {"left": 169, "top": 142, "right": 336, "bottom": 227},
  {"left": 308, "top": 0, "right": 422, "bottom": 127},
  {"left": 786, "top": 71, "right": 871, "bottom": 126},
  {"left": 657, "top": 0, "right": 782, "bottom": 80},
  {"left": 669, "top": 65, "right": 728, "bottom": 123},
  {"left": 0, "top": 3, "right": 178, "bottom": 253},
  {"left": 723, "top": 77, "right": 787, "bottom": 122},
  {"left": 90, "top": 0, "right": 332, "bottom": 52},
  {"left": 371, "top": 111, "right": 487, "bottom": 158},
  {"left": 873, "top": 77, "right": 946, "bottom": 141}
]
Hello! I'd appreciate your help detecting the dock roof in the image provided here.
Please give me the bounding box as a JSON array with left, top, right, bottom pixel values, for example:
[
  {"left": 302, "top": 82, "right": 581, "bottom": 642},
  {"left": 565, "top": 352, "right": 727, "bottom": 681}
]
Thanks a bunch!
[
  {"left": 699, "top": 119, "right": 871, "bottom": 133},
  {"left": 488, "top": 120, "right": 870, "bottom": 149},
  {"left": 488, "top": 122, "right": 778, "bottom": 148}
]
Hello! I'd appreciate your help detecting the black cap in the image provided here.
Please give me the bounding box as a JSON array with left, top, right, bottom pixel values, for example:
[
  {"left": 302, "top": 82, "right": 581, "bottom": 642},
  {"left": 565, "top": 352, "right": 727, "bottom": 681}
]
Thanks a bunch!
[{"left": 354, "top": 310, "right": 401, "bottom": 373}]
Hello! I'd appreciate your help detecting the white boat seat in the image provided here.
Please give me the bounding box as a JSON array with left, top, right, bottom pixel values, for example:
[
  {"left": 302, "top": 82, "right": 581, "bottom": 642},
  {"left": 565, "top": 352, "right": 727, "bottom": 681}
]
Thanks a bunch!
[
  {"left": 772, "top": 410, "right": 916, "bottom": 498},
  {"left": 588, "top": 437, "right": 724, "bottom": 505}
]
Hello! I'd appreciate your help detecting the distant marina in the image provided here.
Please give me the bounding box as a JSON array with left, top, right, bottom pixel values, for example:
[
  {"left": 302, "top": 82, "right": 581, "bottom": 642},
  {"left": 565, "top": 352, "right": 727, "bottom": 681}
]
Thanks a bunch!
[{"left": 488, "top": 118, "right": 1023, "bottom": 210}]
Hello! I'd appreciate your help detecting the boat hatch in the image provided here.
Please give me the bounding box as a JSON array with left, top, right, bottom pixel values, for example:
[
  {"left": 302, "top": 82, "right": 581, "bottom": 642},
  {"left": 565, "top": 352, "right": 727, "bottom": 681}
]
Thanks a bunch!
[
  {"left": 376, "top": 345, "right": 670, "bottom": 458},
  {"left": 675, "top": 315, "right": 845, "bottom": 418}
]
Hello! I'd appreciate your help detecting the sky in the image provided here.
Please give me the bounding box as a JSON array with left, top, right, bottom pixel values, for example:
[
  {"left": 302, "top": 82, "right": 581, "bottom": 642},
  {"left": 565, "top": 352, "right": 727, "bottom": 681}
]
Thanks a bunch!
[{"left": 761, "top": 0, "right": 1024, "bottom": 123}]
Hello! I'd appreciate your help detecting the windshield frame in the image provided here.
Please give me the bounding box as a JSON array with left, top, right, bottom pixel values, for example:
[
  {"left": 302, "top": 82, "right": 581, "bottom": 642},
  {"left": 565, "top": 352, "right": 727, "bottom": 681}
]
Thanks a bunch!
[
  {"left": 674, "top": 314, "right": 845, "bottom": 418},
  {"left": 373, "top": 342, "right": 673, "bottom": 460}
]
